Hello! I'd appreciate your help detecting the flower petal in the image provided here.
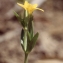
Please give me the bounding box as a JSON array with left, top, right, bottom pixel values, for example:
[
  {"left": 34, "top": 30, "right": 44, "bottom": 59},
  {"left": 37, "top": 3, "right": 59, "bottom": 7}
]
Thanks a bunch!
[
  {"left": 33, "top": 4, "right": 38, "bottom": 8},
  {"left": 17, "top": 3, "right": 25, "bottom": 8},
  {"left": 36, "top": 8, "right": 44, "bottom": 12},
  {"left": 24, "top": 1, "right": 29, "bottom": 8},
  {"left": 24, "top": 1, "right": 29, "bottom": 6},
  {"left": 17, "top": 1, "right": 44, "bottom": 15}
]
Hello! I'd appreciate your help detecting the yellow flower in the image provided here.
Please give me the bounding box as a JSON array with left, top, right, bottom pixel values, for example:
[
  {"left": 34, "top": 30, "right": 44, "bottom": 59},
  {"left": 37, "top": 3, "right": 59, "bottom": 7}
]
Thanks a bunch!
[{"left": 17, "top": 1, "right": 44, "bottom": 14}]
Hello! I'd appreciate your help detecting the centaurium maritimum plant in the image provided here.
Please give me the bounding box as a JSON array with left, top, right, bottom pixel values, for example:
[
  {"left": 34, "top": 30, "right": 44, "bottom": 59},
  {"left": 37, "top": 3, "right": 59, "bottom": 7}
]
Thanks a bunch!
[{"left": 14, "top": 0, "right": 44, "bottom": 63}]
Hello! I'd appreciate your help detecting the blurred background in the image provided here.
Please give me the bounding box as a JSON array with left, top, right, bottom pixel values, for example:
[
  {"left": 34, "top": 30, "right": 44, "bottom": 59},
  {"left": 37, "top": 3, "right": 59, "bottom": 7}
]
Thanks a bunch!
[{"left": 0, "top": 0, "right": 63, "bottom": 63}]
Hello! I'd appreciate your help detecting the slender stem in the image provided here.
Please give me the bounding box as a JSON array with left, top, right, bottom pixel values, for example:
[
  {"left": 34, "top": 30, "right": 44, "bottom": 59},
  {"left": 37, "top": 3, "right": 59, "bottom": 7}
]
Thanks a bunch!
[
  {"left": 24, "top": 53, "right": 28, "bottom": 63},
  {"left": 23, "top": 1, "right": 29, "bottom": 63}
]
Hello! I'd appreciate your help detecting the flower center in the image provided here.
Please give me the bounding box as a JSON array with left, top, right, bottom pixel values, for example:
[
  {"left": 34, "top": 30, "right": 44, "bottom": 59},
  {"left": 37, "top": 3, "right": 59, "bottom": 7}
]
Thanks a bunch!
[{"left": 26, "top": 4, "right": 35, "bottom": 14}]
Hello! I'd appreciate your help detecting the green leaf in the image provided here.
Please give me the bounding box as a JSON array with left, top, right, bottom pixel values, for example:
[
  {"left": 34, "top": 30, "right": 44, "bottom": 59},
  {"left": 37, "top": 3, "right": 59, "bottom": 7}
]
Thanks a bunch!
[
  {"left": 27, "top": 31, "right": 31, "bottom": 41},
  {"left": 27, "top": 32, "right": 39, "bottom": 53},
  {"left": 28, "top": 15, "right": 33, "bottom": 39},
  {"left": 21, "top": 19, "right": 25, "bottom": 27},
  {"left": 21, "top": 29, "right": 24, "bottom": 40},
  {"left": 14, "top": 11, "right": 19, "bottom": 17},
  {"left": 14, "top": 11, "right": 21, "bottom": 23},
  {"left": 21, "top": 40, "right": 24, "bottom": 51},
  {"left": 21, "top": 29, "right": 25, "bottom": 51},
  {"left": 31, "top": 32, "right": 39, "bottom": 47},
  {"left": 14, "top": 11, "right": 26, "bottom": 28}
]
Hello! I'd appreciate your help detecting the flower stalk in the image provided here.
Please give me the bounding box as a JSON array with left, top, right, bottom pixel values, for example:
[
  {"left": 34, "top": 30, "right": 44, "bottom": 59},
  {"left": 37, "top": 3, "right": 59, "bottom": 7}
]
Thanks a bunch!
[
  {"left": 24, "top": 52, "right": 28, "bottom": 63},
  {"left": 14, "top": 0, "right": 44, "bottom": 63}
]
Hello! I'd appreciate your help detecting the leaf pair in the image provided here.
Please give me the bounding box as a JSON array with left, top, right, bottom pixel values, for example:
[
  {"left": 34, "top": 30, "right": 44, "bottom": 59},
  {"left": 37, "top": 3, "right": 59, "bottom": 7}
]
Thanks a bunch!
[{"left": 21, "top": 28, "right": 39, "bottom": 53}]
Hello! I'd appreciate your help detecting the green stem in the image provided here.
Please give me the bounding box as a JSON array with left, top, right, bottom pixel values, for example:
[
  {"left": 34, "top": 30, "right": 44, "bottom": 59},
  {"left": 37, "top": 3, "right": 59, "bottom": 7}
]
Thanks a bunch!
[{"left": 24, "top": 53, "right": 28, "bottom": 63}]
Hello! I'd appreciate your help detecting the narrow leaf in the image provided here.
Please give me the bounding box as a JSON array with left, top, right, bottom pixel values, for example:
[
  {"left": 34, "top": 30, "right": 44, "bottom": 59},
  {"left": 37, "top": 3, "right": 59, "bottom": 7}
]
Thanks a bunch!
[
  {"left": 14, "top": 11, "right": 19, "bottom": 17},
  {"left": 21, "top": 40, "right": 25, "bottom": 51},
  {"left": 27, "top": 32, "right": 39, "bottom": 52},
  {"left": 28, "top": 15, "right": 33, "bottom": 39},
  {"left": 21, "top": 29, "right": 24, "bottom": 40}
]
